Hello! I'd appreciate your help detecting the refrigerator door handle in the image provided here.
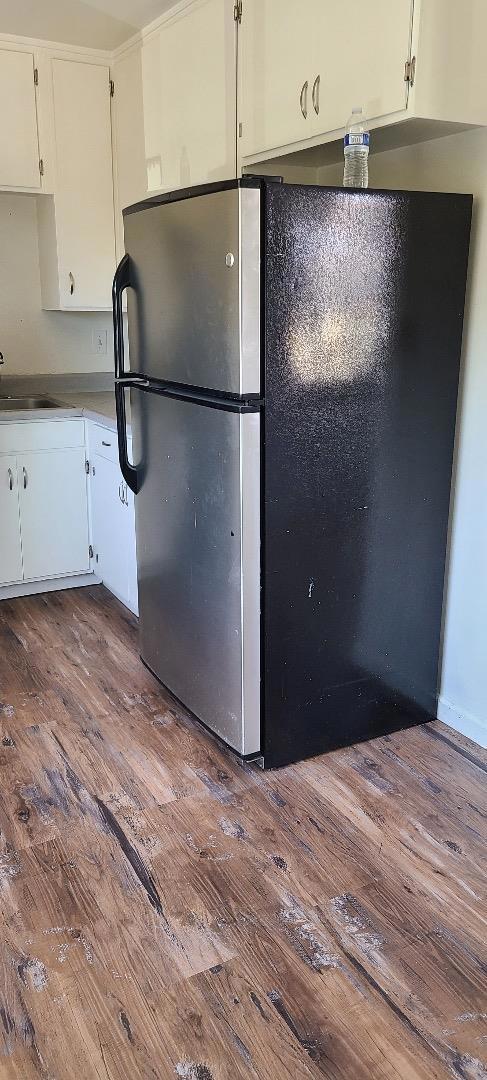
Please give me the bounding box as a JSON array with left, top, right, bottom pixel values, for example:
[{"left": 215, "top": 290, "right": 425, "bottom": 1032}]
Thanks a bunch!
[
  {"left": 113, "top": 253, "right": 131, "bottom": 381},
  {"left": 112, "top": 254, "right": 139, "bottom": 495}
]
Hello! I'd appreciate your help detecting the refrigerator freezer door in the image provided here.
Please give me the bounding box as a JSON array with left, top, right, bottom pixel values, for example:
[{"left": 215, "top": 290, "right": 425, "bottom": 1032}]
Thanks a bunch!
[
  {"left": 124, "top": 186, "right": 261, "bottom": 396},
  {"left": 132, "top": 388, "right": 261, "bottom": 755}
]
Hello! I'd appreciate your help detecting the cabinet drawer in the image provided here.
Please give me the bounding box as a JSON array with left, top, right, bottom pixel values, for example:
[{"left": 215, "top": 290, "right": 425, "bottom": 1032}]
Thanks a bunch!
[
  {"left": 89, "top": 423, "right": 131, "bottom": 465},
  {"left": 0, "top": 419, "right": 85, "bottom": 454}
]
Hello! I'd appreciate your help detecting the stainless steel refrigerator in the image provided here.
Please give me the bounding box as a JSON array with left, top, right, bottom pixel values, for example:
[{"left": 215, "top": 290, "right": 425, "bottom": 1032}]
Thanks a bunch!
[{"left": 113, "top": 178, "right": 471, "bottom": 768}]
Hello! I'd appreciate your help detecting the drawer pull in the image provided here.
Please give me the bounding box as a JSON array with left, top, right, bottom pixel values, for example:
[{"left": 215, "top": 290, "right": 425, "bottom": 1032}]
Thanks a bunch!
[
  {"left": 22, "top": 466, "right": 28, "bottom": 489},
  {"left": 7, "top": 467, "right": 13, "bottom": 491},
  {"left": 102, "top": 440, "right": 111, "bottom": 447}
]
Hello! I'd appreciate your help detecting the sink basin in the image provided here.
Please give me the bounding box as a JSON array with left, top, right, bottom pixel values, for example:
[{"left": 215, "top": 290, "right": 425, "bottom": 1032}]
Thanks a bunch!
[{"left": 0, "top": 396, "right": 65, "bottom": 411}]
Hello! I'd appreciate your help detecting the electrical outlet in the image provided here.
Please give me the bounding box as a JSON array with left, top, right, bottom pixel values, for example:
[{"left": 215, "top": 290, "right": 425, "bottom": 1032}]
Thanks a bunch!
[{"left": 92, "top": 329, "right": 108, "bottom": 355}]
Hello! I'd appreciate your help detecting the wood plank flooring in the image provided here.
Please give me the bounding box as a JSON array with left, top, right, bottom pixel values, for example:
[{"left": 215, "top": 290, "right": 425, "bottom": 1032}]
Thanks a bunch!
[{"left": 0, "top": 585, "right": 486, "bottom": 1080}]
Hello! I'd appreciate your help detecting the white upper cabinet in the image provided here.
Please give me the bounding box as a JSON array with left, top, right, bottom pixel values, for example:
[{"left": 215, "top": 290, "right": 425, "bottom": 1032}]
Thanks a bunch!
[
  {"left": 0, "top": 47, "right": 41, "bottom": 190},
  {"left": 38, "top": 59, "right": 116, "bottom": 310},
  {"left": 240, "top": 0, "right": 412, "bottom": 158},
  {"left": 239, "top": 0, "right": 316, "bottom": 159},
  {"left": 239, "top": 0, "right": 487, "bottom": 163},
  {"left": 142, "top": 0, "right": 236, "bottom": 193},
  {"left": 411, "top": 0, "right": 487, "bottom": 127},
  {"left": 112, "top": 47, "right": 147, "bottom": 260},
  {"left": 314, "top": 0, "right": 412, "bottom": 140},
  {"left": 112, "top": 50, "right": 146, "bottom": 212}
]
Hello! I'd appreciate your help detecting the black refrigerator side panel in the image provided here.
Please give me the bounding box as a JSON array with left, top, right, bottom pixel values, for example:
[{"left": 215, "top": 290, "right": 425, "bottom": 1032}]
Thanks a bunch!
[{"left": 262, "top": 185, "right": 472, "bottom": 768}]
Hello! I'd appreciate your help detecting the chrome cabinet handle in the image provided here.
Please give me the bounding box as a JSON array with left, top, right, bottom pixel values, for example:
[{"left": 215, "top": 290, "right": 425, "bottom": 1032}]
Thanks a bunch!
[
  {"left": 299, "top": 80, "right": 308, "bottom": 119},
  {"left": 312, "top": 74, "right": 320, "bottom": 115},
  {"left": 118, "top": 482, "right": 129, "bottom": 505},
  {"left": 7, "top": 467, "right": 13, "bottom": 491},
  {"left": 69, "top": 272, "right": 75, "bottom": 296},
  {"left": 22, "top": 466, "right": 28, "bottom": 489}
]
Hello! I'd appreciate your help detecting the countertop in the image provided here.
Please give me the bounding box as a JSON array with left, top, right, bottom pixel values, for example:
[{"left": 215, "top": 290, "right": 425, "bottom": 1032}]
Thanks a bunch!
[{"left": 0, "top": 391, "right": 131, "bottom": 436}]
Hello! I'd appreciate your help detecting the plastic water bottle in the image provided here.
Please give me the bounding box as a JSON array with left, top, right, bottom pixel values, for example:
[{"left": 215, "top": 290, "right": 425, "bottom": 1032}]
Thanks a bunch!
[{"left": 343, "top": 107, "right": 369, "bottom": 188}]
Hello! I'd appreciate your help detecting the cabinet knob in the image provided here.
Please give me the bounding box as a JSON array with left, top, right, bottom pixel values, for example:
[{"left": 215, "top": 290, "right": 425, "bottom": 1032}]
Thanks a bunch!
[
  {"left": 300, "top": 80, "right": 308, "bottom": 119},
  {"left": 69, "top": 272, "right": 75, "bottom": 296}
]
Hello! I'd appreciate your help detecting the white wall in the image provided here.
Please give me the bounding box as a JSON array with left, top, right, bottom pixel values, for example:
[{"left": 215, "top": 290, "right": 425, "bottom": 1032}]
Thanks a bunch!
[
  {"left": 319, "top": 128, "right": 487, "bottom": 747},
  {"left": 0, "top": 194, "right": 113, "bottom": 376}
]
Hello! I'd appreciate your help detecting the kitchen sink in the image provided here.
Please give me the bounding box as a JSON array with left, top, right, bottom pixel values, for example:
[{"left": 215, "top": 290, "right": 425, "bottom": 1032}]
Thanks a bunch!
[{"left": 0, "top": 396, "right": 65, "bottom": 411}]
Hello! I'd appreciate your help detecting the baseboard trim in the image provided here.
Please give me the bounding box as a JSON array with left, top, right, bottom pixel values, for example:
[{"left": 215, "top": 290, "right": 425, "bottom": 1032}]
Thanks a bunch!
[
  {"left": 437, "top": 695, "right": 487, "bottom": 749},
  {"left": 102, "top": 582, "right": 138, "bottom": 616},
  {"left": 0, "top": 573, "right": 100, "bottom": 601}
]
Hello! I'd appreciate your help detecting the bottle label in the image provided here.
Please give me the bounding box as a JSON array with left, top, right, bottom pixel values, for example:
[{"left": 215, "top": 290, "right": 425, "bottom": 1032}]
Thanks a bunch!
[{"left": 344, "top": 133, "right": 370, "bottom": 148}]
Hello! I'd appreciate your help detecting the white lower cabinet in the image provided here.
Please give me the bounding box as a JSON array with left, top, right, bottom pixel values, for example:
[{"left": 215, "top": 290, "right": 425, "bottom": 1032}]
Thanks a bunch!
[
  {"left": 89, "top": 424, "right": 138, "bottom": 615},
  {"left": 0, "top": 456, "right": 23, "bottom": 585},
  {"left": 0, "top": 418, "right": 138, "bottom": 608},
  {"left": 19, "top": 449, "right": 90, "bottom": 580},
  {"left": 0, "top": 421, "right": 90, "bottom": 587}
]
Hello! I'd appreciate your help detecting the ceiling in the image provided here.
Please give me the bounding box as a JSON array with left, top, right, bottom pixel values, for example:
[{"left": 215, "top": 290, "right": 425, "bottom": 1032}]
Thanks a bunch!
[{"left": 0, "top": 0, "right": 176, "bottom": 50}]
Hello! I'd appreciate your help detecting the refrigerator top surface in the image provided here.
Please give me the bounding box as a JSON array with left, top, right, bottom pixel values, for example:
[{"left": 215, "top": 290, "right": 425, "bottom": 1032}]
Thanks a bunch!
[
  {"left": 123, "top": 184, "right": 261, "bottom": 398},
  {"left": 123, "top": 177, "right": 263, "bottom": 217},
  {"left": 122, "top": 176, "right": 473, "bottom": 219}
]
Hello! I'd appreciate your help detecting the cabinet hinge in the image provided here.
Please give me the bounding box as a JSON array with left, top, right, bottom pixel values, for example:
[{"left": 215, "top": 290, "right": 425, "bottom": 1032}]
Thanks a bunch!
[
  {"left": 39, "top": 158, "right": 44, "bottom": 177},
  {"left": 89, "top": 544, "right": 94, "bottom": 559},
  {"left": 234, "top": 0, "right": 242, "bottom": 23},
  {"left": 33, "top": 67, "right": 39, "bottom": 86},
  {"left": 404, "top": 56, "right": 416, "bottom": 85},
  {"left": 109, "top": 78, "right": 115, "bottom": 98},
  {"left": 85, "top": 459, "right": 90, "bottom": 474}
]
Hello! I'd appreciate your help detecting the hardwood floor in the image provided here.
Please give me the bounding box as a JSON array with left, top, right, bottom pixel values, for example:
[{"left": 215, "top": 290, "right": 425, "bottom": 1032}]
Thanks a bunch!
[{"left": 0, "top": 585, "right": 486, "bottom": 1079}]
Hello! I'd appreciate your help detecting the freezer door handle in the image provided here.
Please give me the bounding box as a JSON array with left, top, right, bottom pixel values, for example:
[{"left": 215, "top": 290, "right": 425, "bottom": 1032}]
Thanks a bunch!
[
  {"left": 113, "top": 252, "right": 130, "bottom": 381},
  {"left": 112, "top": 254, "right": 139, "bottom": 494}
]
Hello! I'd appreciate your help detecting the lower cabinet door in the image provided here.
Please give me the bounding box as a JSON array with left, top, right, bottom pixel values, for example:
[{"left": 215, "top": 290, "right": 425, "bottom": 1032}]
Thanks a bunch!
[
  {"left": 0, "top": 455, "right": 23, "bottom": 585},
  {"left": 91, "top": 452, "right": 130, "bottom": 606},
  {"left": 125, "top": 483, "right": 139, "bottom": 616},
  {"left": 19, "top": 449, "right": 90, "bottom": 580}
]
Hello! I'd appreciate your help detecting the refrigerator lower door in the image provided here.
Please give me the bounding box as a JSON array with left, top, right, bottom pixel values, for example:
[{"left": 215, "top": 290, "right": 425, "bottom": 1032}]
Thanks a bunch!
[{"left": 132, "top": 389, "right": 261, "bottom": 756}]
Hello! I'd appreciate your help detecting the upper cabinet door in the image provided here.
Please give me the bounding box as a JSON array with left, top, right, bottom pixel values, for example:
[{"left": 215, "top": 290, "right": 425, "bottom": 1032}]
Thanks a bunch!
[
  {"left": 0, "top": 48, "right": 40, "bottom": 189},
  {"left": 239, "top": 0, "right": 317, "bottom": 158},
  {"left": 143, "top": 0, "right": 236, "bottom": 193},
  {"left": 51, "top": 59, "right": 116, "bottom": 309},
  {"left": 112, "top": 48, "right": 147, "bottom": 260},
  {"left": 314, "top": 0, "right": 413, "bottom": 138},
  {"left": 112, "top": 51, "right": 146, "bottom": 213}
]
